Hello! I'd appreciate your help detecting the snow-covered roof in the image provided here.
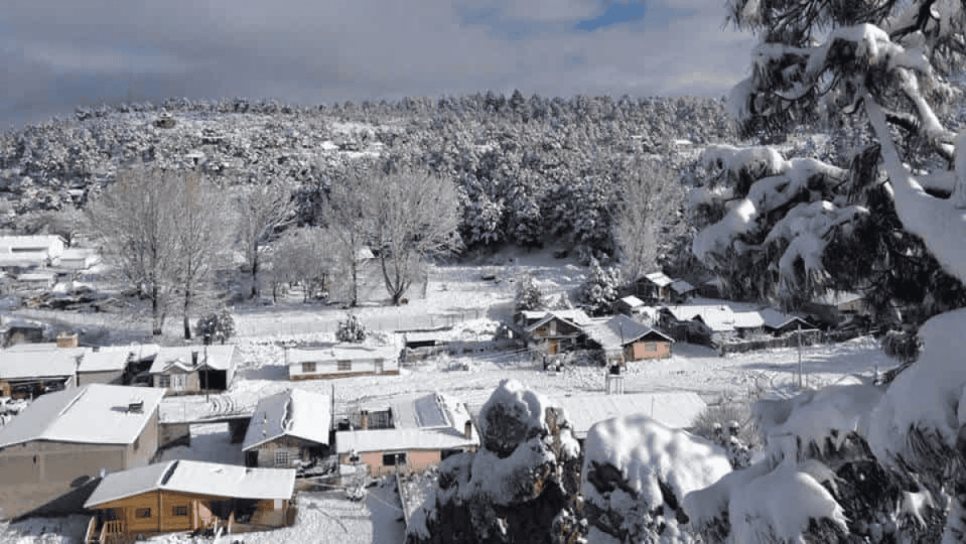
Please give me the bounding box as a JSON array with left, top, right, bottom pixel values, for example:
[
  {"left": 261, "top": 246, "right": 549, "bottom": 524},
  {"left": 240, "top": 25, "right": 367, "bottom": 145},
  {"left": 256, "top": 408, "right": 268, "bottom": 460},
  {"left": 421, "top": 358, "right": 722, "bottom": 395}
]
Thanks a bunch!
[
  {"left": 336, "top": 427, "right": 477, "bottom": 454},
  {"left": 59, "top": 248, "right": 97, "bottom": 260},
  {"left": 84, "top": 459, "right": 296, "bottom": 508},
  {"left": 403, "top": 330, "right": 452, "bottom": 344},
  {"left": 243, "top": 389, "right": 331, "bottom": 451},
  {"left": 619, "top": 295, "right": 645, "bottom": 308},
  {"left": 0, "top": 254, "right": 47, "bottom": 267},
  {"left": 524, "top": 309, "right": 593, "bottom": 332},
  {"left": 670, "top": 279, "right": 696, "bottom": 295},
  {"left": 558, "top": 391, "right": 707, "bottom": 439},
  {"left": 586, "top": 315, "right": 673, "bottom": 351},
  {"left": 3, "top": 341, "right": 57, "bottom": 351},
  {"left": 813, "top": 291, "right": 864, "bottom": 306},
  {"left": 390, "top": 392, "right": 468, "bottom": 430},
  {"left": 0, "top": 347, "right": 88, "bottom": 380},
  {"left": 150, "top": 344, "right": 235, "bottom": 374},
  {"left": 758, "top": 308, "right": 815, "bottom": 330},
  {"left": 663, "top": 305, "right": 738, "bottom": 333},
  {"left": 98, "top": 343, "right": 161, "bottom": 361},
  {"left": 286, "top": 344, "right": 399, "bottom": 364},
  {"left": 0, "top": 235, "right": 64, "bottom": 250},
  {"left": 77, "top": 350, "right": 130, "bottom": 373},
  {"left": 642, "top": 272, "right": 674, "bottom": 287},
  {"left": 0, "top": 384, "right": 164, "bottom": 448},
  {"left": 355, "top": 247, "right": 375, "bottom": 261},
  {"left": 731, "top": 311, "right": 765, "bottom": 330},
  {"left": 17, "top": 272, "right": 56, "bottom": 282}
]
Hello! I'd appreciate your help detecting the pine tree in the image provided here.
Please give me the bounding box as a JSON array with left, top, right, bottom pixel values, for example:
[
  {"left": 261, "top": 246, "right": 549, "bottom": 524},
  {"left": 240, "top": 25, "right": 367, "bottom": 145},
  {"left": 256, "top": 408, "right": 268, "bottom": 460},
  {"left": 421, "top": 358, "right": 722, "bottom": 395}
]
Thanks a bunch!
[
  {"left": 580, "top": 258, "right": 621, "bottom": 316},
  {"left": 514, "top": 273, "right": 546, "bottom": 313}
]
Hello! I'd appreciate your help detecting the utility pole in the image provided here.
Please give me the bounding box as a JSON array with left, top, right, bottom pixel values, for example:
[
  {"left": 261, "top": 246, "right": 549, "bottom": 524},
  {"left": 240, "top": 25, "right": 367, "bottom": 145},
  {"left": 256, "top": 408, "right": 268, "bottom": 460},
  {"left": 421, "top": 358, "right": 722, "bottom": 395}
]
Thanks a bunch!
[
  {"left": 204, "top": 333, "right": 211, "bottom": 402},
  {"left": 797, "top": 322, "right": 804, "bottom": 389}
]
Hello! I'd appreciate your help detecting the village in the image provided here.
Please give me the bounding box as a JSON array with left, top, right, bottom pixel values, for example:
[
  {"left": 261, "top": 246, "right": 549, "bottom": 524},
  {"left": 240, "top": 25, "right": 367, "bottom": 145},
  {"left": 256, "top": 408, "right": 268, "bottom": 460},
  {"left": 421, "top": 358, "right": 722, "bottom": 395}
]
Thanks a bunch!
[{"left": 0, "top": 233, "right": 886, "bottom": 544}]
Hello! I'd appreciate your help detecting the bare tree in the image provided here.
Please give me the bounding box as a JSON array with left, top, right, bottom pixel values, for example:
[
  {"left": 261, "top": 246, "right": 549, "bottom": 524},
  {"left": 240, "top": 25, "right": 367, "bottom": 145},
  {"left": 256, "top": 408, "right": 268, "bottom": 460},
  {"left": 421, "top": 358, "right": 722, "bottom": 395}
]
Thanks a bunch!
[
  {"left": 324, "top": 175, "right": 374, "bottom": 307},
  {"left": 235, "top": 182, "right": 293, "bottom": 299},
  {"left": 370, "top": 172, "right": 461, "bottom": 305},
  {"left": 615, "top": 159, "right": 684, "bottom": 281},
  {"left": 269, "top": 227, "right": 333, "bottom": 302},
  {"left": 170, "top": 174, "right": 231, "bottom": 339},
  {"left": 86, "top": 166, "right": 179, "bottom": 336}
]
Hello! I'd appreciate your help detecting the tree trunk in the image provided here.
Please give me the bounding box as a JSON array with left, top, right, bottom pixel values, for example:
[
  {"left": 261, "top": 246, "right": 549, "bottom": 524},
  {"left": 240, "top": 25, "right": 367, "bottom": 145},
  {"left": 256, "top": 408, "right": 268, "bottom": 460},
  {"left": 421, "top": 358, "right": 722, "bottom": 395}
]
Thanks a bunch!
[
  {"left": 250, "top": 250, "right": 259, "bottom": 299},
  {"left": 183, "top": 290, "right": 192, "bottom": 340},
  {"left": 350, "top": 258, "right": 358, "bottom": 307},
  {"left": 151, "top": 285, "right": 162, "bottom": 336}
]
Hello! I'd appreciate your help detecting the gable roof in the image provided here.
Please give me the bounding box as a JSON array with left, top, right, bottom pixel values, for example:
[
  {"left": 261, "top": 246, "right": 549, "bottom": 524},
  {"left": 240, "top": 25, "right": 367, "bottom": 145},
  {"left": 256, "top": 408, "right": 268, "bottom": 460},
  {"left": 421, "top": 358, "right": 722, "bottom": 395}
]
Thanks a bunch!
[
  {"left": 758, "top": 308, "right": 815, "bottom": 330},
  {"left": 84, "top": 460, "right": 296, "bottom": 508},
  {"left": 524, "top": 309, "right": 593, "bottom": 332},
  {"left": 663, "top": 305, "right": 738, "bottom": 333},
  {"left": 149, "top": 345, "right": 235, "bottom": 374},
  {"left": 642, "top": 271, "right": 673, "bottom": 287},
  {"left": 586, "top": 315, "right": 673, "bottom": 351},
  {"left": 77, "top": 351, "right": 130, "bottom": 373},
  {"left": 0, "top": 384, "right": 164, "bottom": 449},
  {"left": 731, "top": 310, "right": 765, "bottom": 330},
  {"left": 670, "top": 279, "right": 696, "bottom": 295},
  {"left": 243, "top": 389, "right": 331, "bottom": 451},
  {"left": 558, "top": 391, "right": 707, "bottom": 439},
  {"left": 619, "top": 295, "right": 645, "bottom": 308}
]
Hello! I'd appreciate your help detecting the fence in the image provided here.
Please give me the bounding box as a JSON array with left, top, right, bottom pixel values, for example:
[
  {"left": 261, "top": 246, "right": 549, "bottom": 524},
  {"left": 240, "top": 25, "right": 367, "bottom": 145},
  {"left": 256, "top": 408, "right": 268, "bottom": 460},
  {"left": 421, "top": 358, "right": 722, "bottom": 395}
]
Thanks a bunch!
[{"left": 716, "top": 328, "right": 867, "bottom": 356}]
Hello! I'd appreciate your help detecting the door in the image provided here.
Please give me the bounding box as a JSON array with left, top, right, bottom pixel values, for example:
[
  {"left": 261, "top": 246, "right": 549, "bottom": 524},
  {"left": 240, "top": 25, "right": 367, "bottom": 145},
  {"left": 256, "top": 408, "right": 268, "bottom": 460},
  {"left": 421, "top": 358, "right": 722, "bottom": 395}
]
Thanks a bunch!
[
  {"left": 547, "top": 340, "right": 559, "bottom": 355},
  {"left": 171, "top": 374, "right": 186, "bottom": 392}
]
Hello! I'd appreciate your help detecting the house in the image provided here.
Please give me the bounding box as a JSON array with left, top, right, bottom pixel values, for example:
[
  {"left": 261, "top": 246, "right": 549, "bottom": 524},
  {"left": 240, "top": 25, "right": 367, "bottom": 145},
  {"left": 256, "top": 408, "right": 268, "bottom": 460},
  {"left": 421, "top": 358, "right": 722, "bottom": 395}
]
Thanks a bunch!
[
  {"left": 635, "top": 271, "right": 674, "bottom": 302},
  {"left": 659, "top": 304, "right": 740, "bottom": 345},
  {"left": 0, "top": 384, "right": 164, "bottom": 520},
  {"left": 56, "top": 248, "right": 100, "bottom": 270},
  {"left": 287, "top": 345, "right": 399, "bottom": 381},
  {"left": 585, "top": 315, "right": 674, "bottom": 363},
  {"left": 557, "top": 391, "right": 707, "bottom": 441},
  {"left": 0, "top": 319, "right": 45, "bottom": 347},
  {"left": 669, "top": 279, "right": 697, "bottom": 303},
  {"left": 82, "top": 460, "right": 295, "bottom": 541},
  {"left": 243, "top": 389, "right": 331, "bottom": 469},
  {"left": 335, "top": 392, "right": 478, "bottom": 477},
  {"left": 0, "top": 235, "right": 66, "bottom": 271},
  {"left": 803, "top": 291, "right": 869, "bottom": 326},
  {"left": 14, "top": 271, "right": 57, "bottom": 289},
  {"left": 519, "top": 309, "right": 593, "bottom": 355},
  {"left": 759, "top": 308, "right": 817, "bottom": 336},
  {"left": 402, "top": 330, "right": 450, "bottom": 350},
  {"left": 149, "top": 345, "right": 236, "bottom": 394},
  {"left": 0, "top": 346, "right": 87, "bottom": 398}
]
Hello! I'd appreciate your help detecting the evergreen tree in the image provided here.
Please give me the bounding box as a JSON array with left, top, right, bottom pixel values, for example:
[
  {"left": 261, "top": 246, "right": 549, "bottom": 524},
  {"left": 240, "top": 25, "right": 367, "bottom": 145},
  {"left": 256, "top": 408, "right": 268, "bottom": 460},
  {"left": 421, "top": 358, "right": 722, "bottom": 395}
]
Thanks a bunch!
[{"left": 580, "top": 258, "right": 621, "bottom": 316}]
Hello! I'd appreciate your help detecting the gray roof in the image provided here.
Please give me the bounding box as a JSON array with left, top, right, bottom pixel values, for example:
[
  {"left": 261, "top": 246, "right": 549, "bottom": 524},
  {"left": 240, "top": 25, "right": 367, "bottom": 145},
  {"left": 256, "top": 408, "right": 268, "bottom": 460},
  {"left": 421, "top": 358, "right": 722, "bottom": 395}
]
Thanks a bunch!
[
  {"left": 85, "top": 460, "right": 296, "bottom": 507},
  {"left": 587, "top": 315, "right": 673, "bottom": 351},
  {"left": 150, "top": 345, "right": 235, "bottom": 374},
  {"left": 0, "top": 384, "right": 164, "bottom": 448}
]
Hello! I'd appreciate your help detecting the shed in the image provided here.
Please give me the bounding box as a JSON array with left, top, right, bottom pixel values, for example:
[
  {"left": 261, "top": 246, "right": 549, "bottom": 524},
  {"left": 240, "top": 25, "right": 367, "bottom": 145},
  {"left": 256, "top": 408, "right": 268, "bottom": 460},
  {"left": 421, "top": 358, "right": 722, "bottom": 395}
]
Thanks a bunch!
[
  {"left": 76, "top": 350, "right": 130, "bottom": 386},
  {"left": 56, "top": 248, "right": 100, "bottom": 270},
  {"left": 635, "top": 271, "right": 674, "bottom": 301},
  {"left": 83, "top": 460, "right": 295, "bottom": 540},
  {"left": 243, "top": 389, "right": 331, "bottom": 468},
  {"left": 615, "top": 295, "right": 645, "bottom": 316},
  {"left": 521, "top": 309, "right": 592, "bottom": 355}
]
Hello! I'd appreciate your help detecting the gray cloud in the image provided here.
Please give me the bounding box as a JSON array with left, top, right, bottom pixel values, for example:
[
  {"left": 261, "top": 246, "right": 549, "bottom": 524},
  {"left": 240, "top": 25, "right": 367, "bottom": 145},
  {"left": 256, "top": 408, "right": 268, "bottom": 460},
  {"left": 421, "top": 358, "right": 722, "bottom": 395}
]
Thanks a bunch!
[{"left": 0, "top": 0, "right": 753, "bottom": 127}]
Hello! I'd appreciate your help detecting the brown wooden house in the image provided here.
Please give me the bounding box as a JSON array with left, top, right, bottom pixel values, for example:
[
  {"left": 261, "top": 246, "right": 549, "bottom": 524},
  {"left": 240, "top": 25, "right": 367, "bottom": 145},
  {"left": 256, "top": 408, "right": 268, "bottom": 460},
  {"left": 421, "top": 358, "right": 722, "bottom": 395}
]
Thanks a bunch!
[
  {"left": 586, "top": 314, "right": 674, "bottom": 363},
  {"left": 518, "top": 309, "right": 593, "bottom": 355},
  {"left": 83, "top": 460, "right": 295, "bottom": 542}
]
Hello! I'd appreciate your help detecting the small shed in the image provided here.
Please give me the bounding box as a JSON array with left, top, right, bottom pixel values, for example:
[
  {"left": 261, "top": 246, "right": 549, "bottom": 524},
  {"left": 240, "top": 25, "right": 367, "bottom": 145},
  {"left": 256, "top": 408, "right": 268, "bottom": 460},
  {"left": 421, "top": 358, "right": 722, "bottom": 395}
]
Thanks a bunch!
[
  {"left": 287, "top": 345, "right": 399, "bottom": 381},
  {"left": 669, "top": 279, "right": 697, "bottom": 303},
  {"left": 615, "top": 295, "right": 645, "bottom": 316},
  {"left": 56, "top": 248, "right": 100, "bottom": 270},
  {"left": 76, "top": 350, "right": 130, "bottom": 386},
  {"left": 243, "top": 389, "right": 331, "bottom": 468},
  {"left": 635, "top": 271, "right": 674, "bottom": 302},
  {"left": 83, "top": 460, "right": 295, "bottom": 541},
  {"left": 759, "top": 308, "right": 817, "bottom": 336}
]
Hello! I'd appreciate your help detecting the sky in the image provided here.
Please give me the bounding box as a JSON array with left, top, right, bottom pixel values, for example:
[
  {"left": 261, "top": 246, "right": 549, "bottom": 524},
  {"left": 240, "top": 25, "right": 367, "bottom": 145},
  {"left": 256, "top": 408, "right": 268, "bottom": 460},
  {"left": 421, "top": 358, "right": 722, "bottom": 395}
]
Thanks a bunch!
[{"left": 0, "top": 0, "right": 754, "bottom": 128}]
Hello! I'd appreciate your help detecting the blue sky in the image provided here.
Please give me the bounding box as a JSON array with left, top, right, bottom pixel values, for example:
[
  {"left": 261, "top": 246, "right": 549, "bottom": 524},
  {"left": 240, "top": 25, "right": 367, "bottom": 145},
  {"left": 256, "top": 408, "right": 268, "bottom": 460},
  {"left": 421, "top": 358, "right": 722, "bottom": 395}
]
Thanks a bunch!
[{"left": 0, "top": 0, "right": 753, "bottom": 127}]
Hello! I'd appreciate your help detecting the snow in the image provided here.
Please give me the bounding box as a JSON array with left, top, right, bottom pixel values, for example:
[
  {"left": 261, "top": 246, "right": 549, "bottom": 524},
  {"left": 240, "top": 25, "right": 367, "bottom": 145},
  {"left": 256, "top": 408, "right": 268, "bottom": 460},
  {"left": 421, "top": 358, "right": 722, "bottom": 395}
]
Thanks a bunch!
[
  {"left": 581, "top": 415, "right": 731, "bottom": 534},
  {"left": 243, "top": 388, "right": 331, "bottom": 451},
  {"left": 642, "top": 271, "right": 674, "bottom": 287},
  {"left": 85, "top": 459, "right": 296, "bottom": 507},
  {"left": 618, "top": 295, "right": 644, "bottom": 308},
  {"left": 77, "top": 350, "right": 130, "bottom": 373},
  {"left": 150, "top": 344, "right": 235, "bottom": 373},
  {"left": 286, "top": 344, "right": 400, "bottom": 364},
  {"left": 867, "top": 308, "right": 966, "bottom": 460},
  {"left": 0, "top": 384, "right": 164, "bottom": 448},
  {"left": 478, "top": 379, "right": 554, "bottom": 439},
  {"left": 558, "top": 391, "right": 706, "bottom": 439},
  {"left": 0, "top": 347, "right": 86, "bottom": 380}
]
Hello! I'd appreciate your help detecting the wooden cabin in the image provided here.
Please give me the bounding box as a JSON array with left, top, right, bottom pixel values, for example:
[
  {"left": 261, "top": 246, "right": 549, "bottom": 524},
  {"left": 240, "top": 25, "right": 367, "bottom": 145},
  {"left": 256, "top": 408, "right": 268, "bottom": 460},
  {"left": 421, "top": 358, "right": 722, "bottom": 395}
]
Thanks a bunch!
[
  {"left": 519, "top": 309, "right": 592, "bottom": 355},
  {"left": 84, "top": 460, "right": 295, "bottom": 542},
  {"left": 586, "top": 314, "right": 674, "bottom": 363},
  {"left": 242, "top": 389, "right": 331, "bottom": 468}
]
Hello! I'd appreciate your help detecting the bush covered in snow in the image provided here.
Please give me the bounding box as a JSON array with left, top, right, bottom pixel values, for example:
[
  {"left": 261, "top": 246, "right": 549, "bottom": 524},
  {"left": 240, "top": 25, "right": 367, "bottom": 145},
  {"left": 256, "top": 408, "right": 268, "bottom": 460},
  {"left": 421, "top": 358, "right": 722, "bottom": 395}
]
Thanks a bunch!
[
  {"left": 195, "top": 308, "right": 235, "bottom": 344},
  {"left": 335, "top": 313, "right": 367, "bottom": 343},
  {"left": 513, "top": 273, "right": 547, "bottom": 313},
  {"left": 407, "top": 380, "right": 582, "bottom": 544},
  {"left": 579, "top": 258, "right": 622, "bottom": 317}
]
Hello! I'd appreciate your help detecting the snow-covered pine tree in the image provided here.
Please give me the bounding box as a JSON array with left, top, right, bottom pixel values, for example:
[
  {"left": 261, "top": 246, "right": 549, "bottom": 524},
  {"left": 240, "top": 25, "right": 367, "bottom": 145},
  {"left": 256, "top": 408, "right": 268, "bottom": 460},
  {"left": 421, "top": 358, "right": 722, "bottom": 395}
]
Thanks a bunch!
[
  {"left": 335, "top": 313, "right": 367, "bottom": 343},
  {"left": 684, "top": 2, "right": 966, "bottom": 541},
  {"left": 580, "top": 258, "right": 621, "bottom": 316},
  {"left": 514, "top": 273, "right": 547, "bottom": 313}
]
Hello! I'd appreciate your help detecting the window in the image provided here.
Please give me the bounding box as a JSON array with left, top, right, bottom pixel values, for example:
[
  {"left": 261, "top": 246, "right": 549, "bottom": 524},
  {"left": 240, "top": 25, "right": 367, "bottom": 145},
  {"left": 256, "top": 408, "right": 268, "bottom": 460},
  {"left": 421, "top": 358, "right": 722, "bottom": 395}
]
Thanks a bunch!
[
  {"left": 301, "top": 362, "right": 316, "bottom": 373},
  {"left": 158, "top": 375, "right": 170, "bottom": 388},
  {"left": 275, "top": 450, "right": 290, "bottom": 467},
  {"left": 135, "top": 508, "right": 152, "bottom": 519},
  {"left": 172, "top": 505, "right": 189, "bottom": 517},
  {"left": 382, "top": 452, "right": 407, "bottom": 466},
  {"left": 645, "top": 342, "right": 657, "bottom": 352},
  {"left": 337, "top": 360, "right": 352, "bottom": 372}
]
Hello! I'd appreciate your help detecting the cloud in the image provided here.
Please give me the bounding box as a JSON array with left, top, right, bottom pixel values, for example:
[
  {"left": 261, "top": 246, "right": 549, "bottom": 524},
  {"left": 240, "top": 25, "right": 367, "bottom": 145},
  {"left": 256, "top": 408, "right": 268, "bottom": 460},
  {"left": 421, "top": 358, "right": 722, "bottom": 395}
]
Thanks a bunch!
[{"left": 0, "top": 0, "right": 753, "bottom": 127}]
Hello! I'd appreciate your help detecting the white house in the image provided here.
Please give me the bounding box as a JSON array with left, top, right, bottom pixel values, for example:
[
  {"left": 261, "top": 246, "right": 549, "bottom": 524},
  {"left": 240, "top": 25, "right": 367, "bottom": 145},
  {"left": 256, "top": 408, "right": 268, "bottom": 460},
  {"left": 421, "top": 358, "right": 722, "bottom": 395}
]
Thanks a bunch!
[
  {"left": 150, "top": 345, "right": 236, "bottom": 394},
  {"left": 55, "top": 247, "right": 100, "bottom": 270},
  {"left": 287, "top": 345, "right": 399, "bottom": 381},
  {"left": 0, "top": 235, "right": 66, "bottom": 271}
]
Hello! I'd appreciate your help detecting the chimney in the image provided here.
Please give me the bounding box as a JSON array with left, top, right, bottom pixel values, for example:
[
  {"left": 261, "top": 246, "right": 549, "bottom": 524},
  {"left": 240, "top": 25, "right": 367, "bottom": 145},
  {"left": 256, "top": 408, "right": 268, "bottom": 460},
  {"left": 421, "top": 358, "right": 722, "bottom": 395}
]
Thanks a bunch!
[
  {"left": 127, "top": 400, "right": 144, "bottom": 414},
  {"left": 56, "top": 332, "right": 79, "bottom": 348},
  {"left": 464, "top": 420, "right": 473, "bottom": 440},
  {"left": 360, "top": 410, "right": 369, "bottom": 430}
]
